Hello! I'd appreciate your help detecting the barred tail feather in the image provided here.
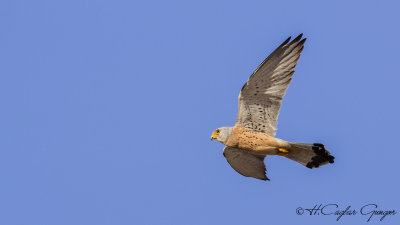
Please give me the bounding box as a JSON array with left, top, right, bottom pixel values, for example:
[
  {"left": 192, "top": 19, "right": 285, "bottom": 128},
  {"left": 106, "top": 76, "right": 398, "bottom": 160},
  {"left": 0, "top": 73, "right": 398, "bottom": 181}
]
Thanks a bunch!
[{"left": 286, "top": 143, "right": 334, "bottom": 169}]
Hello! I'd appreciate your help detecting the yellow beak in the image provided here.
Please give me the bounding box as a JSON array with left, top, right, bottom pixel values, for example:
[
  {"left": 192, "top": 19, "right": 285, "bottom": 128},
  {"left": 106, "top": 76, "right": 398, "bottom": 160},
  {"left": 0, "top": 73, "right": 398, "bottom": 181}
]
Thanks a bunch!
[{"left": 211, "top": 131, "right": 218, "bottom": 140}]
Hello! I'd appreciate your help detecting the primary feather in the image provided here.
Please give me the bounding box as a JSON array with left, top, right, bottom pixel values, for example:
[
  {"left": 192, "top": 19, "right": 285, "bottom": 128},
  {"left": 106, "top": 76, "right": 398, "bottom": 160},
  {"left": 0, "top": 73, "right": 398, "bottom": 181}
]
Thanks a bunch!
[{"left": 236, "top": 34, "right": 306, "bottom": 136}]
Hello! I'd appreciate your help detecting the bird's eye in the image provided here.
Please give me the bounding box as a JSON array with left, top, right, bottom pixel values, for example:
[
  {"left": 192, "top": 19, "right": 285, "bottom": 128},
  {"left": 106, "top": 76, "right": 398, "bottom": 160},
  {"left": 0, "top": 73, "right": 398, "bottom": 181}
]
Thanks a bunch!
[{"left": 216, "top": 130, "right": 220, "bottom": 133}]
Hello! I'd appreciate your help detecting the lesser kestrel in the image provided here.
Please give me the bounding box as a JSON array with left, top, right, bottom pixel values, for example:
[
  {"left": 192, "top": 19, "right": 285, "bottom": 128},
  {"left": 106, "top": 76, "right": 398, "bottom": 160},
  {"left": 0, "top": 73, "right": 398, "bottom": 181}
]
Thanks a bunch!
[{"left": 211, "top": 34, "right": 334, "bottom": 181}]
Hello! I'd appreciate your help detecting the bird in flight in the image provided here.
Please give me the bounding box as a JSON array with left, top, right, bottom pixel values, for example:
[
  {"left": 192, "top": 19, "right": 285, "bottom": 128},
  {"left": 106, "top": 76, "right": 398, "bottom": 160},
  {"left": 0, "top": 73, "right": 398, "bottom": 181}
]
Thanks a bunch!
[{"left": 211, "top": 34, "right": 334, "bottom": 181}]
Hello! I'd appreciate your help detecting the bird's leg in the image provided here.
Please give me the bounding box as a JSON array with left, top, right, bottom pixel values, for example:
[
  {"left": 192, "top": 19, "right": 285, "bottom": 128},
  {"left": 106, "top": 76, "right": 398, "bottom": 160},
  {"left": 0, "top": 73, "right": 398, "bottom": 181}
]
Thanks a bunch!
[
  {"left": 277, "top": 148, "right": 289, "bottom": 156},
  {"left": 251, "top": 146, "right": 289, "bottom": 156},
  {"left": 252, "top": 146, "right": 280, "bottom": 155}
]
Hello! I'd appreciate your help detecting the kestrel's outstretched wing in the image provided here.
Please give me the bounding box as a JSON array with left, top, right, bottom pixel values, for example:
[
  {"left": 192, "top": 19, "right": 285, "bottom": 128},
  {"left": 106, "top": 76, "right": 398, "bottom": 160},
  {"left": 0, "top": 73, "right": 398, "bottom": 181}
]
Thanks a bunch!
[
  {"left": 223, "top": 147, "right": 269, "bottom": 181},
  {"left": 236, "top": 34, "right": 306, "bottom": 136}
]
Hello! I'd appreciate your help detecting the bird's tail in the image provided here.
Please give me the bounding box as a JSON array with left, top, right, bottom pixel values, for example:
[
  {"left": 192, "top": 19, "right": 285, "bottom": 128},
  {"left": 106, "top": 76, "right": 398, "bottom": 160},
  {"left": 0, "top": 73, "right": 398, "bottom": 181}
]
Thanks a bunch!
[{"left": 286, "top": 143, "right": 334, "bottom": 169}]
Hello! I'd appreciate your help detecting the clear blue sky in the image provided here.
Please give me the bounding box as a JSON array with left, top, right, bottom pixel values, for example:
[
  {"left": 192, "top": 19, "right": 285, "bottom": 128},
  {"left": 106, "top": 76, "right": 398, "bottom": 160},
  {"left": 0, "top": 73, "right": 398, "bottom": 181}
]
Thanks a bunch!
[{"left": 1, "top": 0, "right": 400, "bottom": 224}]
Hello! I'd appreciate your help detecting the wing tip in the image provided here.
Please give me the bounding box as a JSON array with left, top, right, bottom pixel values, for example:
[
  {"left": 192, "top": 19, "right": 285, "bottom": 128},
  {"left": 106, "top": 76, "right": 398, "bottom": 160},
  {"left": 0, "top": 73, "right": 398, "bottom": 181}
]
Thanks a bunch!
[
  {"left": 294, "top": 37, "right": 307, "bottom": 49},
  {"left": 291, "top": 33, "right": 303, "bottom": 43},
  {"left": 280, "top": 36, "right": 291, "bottom": 47},
  {"left": 282, "top": 33, "right": 306, "bottom": 48},
  {"left": 299, "top": 37, "right": 307, "bottom": 45}
]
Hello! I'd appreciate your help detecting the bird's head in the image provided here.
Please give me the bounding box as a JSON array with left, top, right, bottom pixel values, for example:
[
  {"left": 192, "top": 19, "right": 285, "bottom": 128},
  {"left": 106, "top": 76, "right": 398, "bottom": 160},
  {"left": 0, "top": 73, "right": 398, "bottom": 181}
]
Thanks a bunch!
[{"left": 211, "top": 127, "right": 232, "bottom": 144}]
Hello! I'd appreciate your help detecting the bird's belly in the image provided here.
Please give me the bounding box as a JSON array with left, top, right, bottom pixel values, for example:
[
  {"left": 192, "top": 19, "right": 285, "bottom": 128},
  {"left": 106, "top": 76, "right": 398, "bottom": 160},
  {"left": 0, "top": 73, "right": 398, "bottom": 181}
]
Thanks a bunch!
[
  {"left": 225, "top": 126, "right": 289, "bottom": 155},
  {"left": 236, "top": 133, "right": 281, "bottom": 155}
]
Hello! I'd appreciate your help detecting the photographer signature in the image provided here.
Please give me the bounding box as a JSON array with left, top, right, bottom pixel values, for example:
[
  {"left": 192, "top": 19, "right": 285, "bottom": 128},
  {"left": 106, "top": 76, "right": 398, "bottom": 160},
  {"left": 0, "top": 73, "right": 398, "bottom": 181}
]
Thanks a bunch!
[{"left": 296, "top": 204, "right": 396, "bottom": 222}]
